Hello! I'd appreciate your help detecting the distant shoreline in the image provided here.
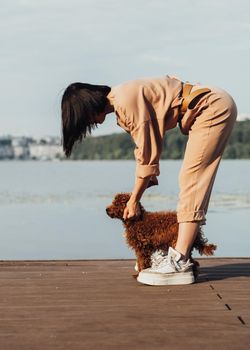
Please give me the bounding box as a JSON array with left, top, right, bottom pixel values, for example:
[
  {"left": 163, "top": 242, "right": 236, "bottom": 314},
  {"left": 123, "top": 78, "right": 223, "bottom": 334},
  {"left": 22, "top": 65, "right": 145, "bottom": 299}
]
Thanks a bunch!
[
  {"left": 70, "top": 120, "right": 250, "bottom": 160},
  {"left": 1, "top": 120, "right": 250, "bottom": 160}
]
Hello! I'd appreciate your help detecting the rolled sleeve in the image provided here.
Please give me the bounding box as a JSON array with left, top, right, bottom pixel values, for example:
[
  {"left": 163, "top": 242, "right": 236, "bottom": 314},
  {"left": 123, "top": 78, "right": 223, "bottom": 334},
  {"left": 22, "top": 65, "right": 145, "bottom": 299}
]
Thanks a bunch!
[
  {"left": 136, "top": 163, "right": 159, "bottom": 178},
  {"left": 131, "top": 119, "right": 163, "bottom": 183}
]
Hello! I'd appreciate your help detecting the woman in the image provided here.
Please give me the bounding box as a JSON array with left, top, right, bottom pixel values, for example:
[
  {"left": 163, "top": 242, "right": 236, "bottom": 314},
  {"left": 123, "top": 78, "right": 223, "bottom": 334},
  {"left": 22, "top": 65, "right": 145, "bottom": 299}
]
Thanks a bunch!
[{"left": 61, "top": 75, "right": 237, "bottom": 286}]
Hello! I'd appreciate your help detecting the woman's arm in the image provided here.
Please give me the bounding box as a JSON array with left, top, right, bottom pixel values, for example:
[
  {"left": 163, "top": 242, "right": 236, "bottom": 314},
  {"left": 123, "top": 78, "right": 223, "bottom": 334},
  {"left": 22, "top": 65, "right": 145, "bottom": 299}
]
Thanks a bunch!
[{"left": 123, "top": 176, "right": 150, "bottom": 220}]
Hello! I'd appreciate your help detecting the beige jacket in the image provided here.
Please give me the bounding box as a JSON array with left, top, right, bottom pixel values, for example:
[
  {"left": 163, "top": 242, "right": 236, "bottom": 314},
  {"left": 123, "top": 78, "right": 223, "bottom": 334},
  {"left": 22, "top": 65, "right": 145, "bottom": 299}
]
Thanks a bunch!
[{"left": 108, "top": 75, "right": 184, "bottom": 187}]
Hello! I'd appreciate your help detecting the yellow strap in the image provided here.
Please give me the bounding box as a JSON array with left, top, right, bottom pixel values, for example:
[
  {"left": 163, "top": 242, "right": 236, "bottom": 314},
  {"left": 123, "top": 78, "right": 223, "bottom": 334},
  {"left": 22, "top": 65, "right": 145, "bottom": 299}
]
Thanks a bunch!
[{"left": 181, "top": 84, "right": 211, "bottom": 114}]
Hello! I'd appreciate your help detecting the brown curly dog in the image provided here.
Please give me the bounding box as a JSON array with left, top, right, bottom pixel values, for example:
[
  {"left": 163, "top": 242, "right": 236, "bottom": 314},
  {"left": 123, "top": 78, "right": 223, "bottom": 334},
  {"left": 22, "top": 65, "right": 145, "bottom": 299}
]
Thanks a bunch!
[{"left": 106, "top": 193, "right": 216, "bottom": 276}]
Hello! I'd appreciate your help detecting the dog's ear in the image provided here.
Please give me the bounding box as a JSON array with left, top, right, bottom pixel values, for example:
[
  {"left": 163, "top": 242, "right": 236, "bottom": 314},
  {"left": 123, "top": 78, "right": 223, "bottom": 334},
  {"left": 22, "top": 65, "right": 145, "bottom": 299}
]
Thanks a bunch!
[
  {"left": 114, "top": 192, "right": 131, "bottom": 203},
  {"left": 123, "top": 192, "right": 132, "bottom": 202},
  {"left": 114, "top": 193, "right": 121, "bottom": 201},
  {"left": 114, "top": 193, "right": 145, "bottom": 212}
]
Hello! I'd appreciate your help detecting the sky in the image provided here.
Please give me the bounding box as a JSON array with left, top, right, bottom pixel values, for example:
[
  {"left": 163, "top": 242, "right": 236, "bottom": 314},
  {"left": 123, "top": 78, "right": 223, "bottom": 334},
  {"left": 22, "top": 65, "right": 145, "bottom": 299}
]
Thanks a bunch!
[{"left": 1, "top": 0, "right": 250, "bottom": 138}]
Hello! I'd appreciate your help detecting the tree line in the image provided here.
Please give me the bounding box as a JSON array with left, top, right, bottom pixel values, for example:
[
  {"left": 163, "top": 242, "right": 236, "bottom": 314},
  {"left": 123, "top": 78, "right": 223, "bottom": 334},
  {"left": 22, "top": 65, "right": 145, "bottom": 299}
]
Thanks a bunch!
[{"left": 70, "top": 120, "right": 250, "bottom": 160}]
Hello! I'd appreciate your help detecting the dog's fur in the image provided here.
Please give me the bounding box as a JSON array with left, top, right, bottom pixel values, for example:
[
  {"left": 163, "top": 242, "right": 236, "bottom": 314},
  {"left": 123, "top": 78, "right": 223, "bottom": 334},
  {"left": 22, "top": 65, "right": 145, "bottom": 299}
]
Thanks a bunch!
[{"left": 106, "top": 193, "right": 216, "bottom": 275}]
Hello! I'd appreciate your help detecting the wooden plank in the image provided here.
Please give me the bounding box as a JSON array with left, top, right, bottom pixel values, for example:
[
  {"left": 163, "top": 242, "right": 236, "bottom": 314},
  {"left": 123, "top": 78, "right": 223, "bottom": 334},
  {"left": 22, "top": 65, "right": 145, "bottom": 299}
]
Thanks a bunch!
[{"left": 0, "top": 259, "right": 249, "bottom": 350}]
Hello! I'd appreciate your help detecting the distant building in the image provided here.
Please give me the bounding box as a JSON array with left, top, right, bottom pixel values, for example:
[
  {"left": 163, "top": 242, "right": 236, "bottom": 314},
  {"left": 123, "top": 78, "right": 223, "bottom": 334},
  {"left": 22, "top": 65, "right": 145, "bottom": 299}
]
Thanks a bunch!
[
  {"left": 237, "top": 114, "right": 250, "bottom": 121},
  {"left": 0, "top": 136, "right": 14, "bottom": 159},
  {"left": 12, "top": 137, "right": 30, "bottom": 159},
  {"left": 0, "top": 135, "right": 64, "bottom": 160},
  {"left": 29, "top": 142, "right": 63, "bottom": 160}
]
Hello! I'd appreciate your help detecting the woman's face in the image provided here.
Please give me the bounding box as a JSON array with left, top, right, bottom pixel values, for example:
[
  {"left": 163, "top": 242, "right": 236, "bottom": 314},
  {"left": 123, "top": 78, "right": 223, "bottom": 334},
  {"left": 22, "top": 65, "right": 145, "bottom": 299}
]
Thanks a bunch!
[{"left": 94, "top": 112, "right": 106, "bottom": 124}]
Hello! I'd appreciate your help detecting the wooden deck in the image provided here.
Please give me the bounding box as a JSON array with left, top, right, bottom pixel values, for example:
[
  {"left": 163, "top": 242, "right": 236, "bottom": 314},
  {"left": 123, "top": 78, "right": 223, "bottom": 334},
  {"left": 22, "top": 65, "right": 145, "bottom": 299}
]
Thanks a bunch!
[{"left": 0, "top": 258, "right": 249, "bottom": 350}]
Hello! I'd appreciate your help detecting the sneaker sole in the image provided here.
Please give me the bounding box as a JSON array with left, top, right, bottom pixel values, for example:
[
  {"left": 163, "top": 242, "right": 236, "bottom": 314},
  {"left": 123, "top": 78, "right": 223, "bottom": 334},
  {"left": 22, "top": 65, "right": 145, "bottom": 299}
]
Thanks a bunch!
[{"left": 137, "top": 271, "right": 195, "bottom": 286}]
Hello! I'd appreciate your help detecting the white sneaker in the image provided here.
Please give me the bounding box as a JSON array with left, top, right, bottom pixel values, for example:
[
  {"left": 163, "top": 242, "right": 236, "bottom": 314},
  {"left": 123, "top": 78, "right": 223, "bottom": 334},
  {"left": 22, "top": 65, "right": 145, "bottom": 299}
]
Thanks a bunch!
[
  {"left": 137, "top": 247, "right": 195, "bottom": 286},
  {"left": 134, "top": 250, "right": 168, "bottom": 272},
  {"left": 150, "top": 249, "right": 168, "bottom": 268}
]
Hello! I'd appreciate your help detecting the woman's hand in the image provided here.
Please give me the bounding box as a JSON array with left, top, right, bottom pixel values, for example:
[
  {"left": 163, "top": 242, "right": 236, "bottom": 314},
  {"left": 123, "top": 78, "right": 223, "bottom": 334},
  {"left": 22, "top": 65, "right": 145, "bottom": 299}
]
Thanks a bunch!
[
  {"left": 123, "top": 198, "right": 141, "bottom": 220},
  {"left": 123, "top": 177, "right": 150, "bottom": 220}
]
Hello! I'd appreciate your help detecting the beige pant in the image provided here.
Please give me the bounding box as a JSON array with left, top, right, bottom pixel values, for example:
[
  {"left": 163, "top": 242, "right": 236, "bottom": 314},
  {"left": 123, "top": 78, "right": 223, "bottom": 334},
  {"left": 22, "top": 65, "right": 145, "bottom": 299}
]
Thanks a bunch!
[{"left": 177, "top": 86, "right": 237, "bottom": 225}]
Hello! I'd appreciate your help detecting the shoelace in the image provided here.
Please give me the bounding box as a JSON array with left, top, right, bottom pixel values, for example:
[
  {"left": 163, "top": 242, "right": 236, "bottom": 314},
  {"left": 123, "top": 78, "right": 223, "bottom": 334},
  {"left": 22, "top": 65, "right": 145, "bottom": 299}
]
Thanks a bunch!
[
  {"left": 150, "top": 250, "right": 168, "bottom": 268},
  {"left": 170, "top": 256, "right": 194, "bottom": 271},
  {"left": 169, "top": 256, "right": 182, "bottom": 271},
  {"left": 151, "top": 250, "right": 194, "bottom": 271}
]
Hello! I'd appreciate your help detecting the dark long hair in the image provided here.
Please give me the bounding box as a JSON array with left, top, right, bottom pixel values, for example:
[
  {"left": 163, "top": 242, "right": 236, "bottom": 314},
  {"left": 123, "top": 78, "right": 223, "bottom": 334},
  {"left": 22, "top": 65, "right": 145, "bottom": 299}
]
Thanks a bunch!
[{"left": 61, "top": 82, "right": 111, "bottom": 157}]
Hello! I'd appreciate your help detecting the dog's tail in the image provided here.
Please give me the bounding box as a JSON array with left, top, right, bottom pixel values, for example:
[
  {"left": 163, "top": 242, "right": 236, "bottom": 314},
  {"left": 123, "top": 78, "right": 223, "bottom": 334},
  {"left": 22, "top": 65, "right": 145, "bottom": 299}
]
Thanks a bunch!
[
  {"left": 194, "top": 228, "right": 217, "bottom": 256},
  {"left": 198, "top": 243, "right": 217, "bottom": 256}
]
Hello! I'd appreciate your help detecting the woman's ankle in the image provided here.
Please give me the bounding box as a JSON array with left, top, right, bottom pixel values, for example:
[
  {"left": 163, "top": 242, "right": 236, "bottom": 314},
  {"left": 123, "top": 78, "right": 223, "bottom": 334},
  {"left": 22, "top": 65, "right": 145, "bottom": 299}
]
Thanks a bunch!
[{"left": 173, "top": 247, "right": 189, "bottom": 262}]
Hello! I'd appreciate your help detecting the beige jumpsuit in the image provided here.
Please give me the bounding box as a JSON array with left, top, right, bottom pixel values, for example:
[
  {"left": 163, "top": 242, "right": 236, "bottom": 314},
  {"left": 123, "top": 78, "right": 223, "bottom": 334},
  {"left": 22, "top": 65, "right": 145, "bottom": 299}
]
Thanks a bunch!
[{"left": 107, "top": 75, "right": 237, "bottom": 225}]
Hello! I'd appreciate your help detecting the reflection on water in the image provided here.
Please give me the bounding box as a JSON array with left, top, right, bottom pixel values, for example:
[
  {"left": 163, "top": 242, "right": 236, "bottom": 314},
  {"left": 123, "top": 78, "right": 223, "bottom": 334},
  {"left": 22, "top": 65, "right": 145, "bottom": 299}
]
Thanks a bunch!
[
  {"left": 0, "top": 190, "right": 83, "bottom": 205},
  {"left": 0, "top": 160, "right": 249, "bottom": 259},
  {"left": 1, "top": 191, "right": 250, "bottom": 209}
]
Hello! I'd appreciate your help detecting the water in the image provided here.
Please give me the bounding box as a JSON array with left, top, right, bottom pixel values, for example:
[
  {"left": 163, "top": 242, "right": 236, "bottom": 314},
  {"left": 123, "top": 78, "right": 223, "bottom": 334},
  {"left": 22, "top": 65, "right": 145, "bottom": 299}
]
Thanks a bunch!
[{"left": 0, "top": 160, "right": 249, "bottom": 260}]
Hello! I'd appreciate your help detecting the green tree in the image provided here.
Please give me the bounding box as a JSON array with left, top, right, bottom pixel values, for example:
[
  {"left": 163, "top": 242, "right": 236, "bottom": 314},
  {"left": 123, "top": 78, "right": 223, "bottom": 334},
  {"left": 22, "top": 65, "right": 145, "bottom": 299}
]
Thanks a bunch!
[{"left": 69, "top": 120, "right": 250, "bottom": 160}]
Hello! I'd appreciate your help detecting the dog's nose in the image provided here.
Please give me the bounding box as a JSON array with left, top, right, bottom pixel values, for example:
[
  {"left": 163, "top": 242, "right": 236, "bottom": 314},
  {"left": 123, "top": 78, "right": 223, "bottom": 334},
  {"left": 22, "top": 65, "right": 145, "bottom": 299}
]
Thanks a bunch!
[{"left": 106, "top": 207, "right": 109, "bottom": 214}]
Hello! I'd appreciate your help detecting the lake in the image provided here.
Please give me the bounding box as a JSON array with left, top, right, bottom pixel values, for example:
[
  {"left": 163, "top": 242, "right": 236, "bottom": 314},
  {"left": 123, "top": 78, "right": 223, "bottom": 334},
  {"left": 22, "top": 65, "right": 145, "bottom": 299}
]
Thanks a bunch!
[{"left": 0, "top": 160, "right": 249, "bottom": 260}]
